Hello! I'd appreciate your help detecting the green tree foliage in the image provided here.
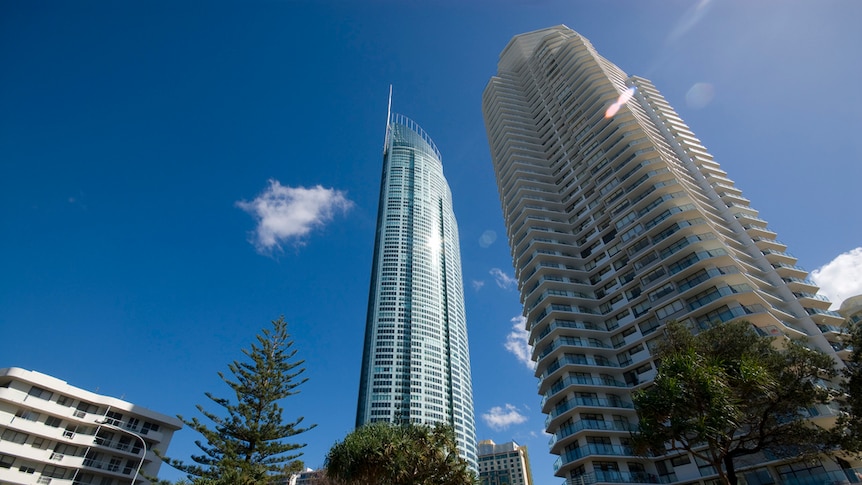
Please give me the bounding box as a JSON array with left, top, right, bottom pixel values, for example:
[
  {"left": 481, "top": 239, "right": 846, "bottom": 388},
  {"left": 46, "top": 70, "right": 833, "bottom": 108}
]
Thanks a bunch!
[
  {"left": 162, "top": 316, "right": 315, "bottom": 484},
  {"left": 835, "top": 320, "right": 862, "bottom": 455},
  {"left": 324, "top": 422, "right": 476, "bottom": 485},
  {"left": 632, "top": 320, "right": 838, "bottom": 485}
]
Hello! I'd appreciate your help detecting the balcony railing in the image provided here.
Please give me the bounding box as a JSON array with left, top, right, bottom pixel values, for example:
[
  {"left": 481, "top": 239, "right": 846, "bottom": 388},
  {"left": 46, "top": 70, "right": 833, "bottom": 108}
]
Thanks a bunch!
[
  {"left": 546, "top": 397, "right": 634, "bottom": 426},
  {"left": 563, "top": 471, "right": 663, "bottom": 484},
  {"left": 541, "top": 355, "right": 620, "bottom": 379},
  {"left": 783, "top": 468, "right": 862, "bottom": 484},
  {"left": 549, "top": 419, "right": 634, "bottom": 446},
  {"left": 94, "top": 436, "right": 143, "bottom": 454},
  {"left": 553, "top": 444, "right": 638, "bottom": 470},
  {"left": 536, "top": 319, "right": 608, "bottom": 342}
]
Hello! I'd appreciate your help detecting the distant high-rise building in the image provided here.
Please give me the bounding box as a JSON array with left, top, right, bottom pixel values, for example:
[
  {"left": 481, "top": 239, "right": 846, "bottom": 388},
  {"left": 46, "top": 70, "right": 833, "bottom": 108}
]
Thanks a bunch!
[
  {"left": 288, "top": 468, "right": 323, "bottom": 485},
  {"left": 356, "top": 108, "right": 477, "bottom": 467},
  {"left": 483, "top": 25, "right": 852, "bottom": 484},
  {"left": 0, "top": 367, "right": 181, "bottom": 485},
  {"left": 477, "top": 439, "right": 533, "bottom": 485}
]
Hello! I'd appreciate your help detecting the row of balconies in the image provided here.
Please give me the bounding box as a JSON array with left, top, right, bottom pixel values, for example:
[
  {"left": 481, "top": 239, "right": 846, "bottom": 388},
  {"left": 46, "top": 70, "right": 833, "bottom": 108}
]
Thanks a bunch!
[
  {"left": 553, "top": 444, "right": 637, "bottom": 471},
  {"left": 546, "top": 397, "right": 635, "bottom": 429},
  {"left": 549, "top": 419, "right": 634, "bottom": 448},
  {"left": 0, "top": 388, "right": 166, "bottom": 444},
  {"left": 0, "top": 438, "right": 144, "bottom": 482}
]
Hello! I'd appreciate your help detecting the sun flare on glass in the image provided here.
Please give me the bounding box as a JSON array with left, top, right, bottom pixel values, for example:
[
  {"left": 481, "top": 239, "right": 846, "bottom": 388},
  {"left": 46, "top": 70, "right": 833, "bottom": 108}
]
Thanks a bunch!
[{"left": 605, "top": 87, "right": 636, "bottom": 118}]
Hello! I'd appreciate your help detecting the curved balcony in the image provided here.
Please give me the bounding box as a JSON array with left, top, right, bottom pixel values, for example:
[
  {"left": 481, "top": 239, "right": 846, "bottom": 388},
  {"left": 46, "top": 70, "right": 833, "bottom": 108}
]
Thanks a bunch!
[
  {"left": 545, "top": 396, "right": 634, "bottom": 428},
  {"left": 742, "top": 223, "right": 777, "bottom": 239},
  {"left": 816, "top": 323, "right": 848, "bottom": 337},
  {"left": 751, "top": 236, "right": 787, "bottom": 252},
  {"left": 541, "top": 374, "right": 630, "bottom": 407},
  {"left": 553, "top": 444, "right": 638, "bottom": 471},
  {"left": 536, "top": 335, "right": 613, "bottom": 362},
  {"left": 530, "top": 304, "right": 600, "bottom": 329},
  {"left": 540, "top": 354, "right": 619, "bottom": 381},
  {"left": 528, "top": 289, "right": 596, "bottom": 312},
  {"left": 568, "top": 471, "right": 661, "bottom": 484},
  {"left": 805, "top": 307, "right": 845, "bottom": 326},
  {"left": 534, "top": 319, "right": 609, "bottom": 346},
  {"left": 772, "top": 262, "right": 809, "bottom": 279},
  {"left": 782, "top": 276, "right": 819, "bottom": 293},
  {"left": 549, "top": 419, "right": 634, "bottom": 450}
]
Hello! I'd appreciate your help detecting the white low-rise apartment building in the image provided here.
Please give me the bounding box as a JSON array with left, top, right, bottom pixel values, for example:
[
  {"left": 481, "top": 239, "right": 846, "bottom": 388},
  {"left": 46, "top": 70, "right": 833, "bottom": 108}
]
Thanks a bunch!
[{"left": 0, "top": 367, "right": 181, "bottom": 485}]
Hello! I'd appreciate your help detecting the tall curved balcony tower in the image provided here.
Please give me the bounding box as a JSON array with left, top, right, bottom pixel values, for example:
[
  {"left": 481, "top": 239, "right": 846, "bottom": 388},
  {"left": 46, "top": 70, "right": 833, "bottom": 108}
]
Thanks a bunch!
[
  {"left": 356, "top": 107, "right": 477, "bottom": 468},
  {"left": 482, "top": 25, "right": 846, "bottom": 484}
]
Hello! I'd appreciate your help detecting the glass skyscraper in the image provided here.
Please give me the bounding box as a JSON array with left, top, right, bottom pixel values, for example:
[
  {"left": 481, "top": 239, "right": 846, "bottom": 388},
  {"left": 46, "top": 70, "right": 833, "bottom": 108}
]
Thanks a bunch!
[
  {"left": 483, "top": 26, "right": 850, "bottom": 484},
  {"left": 356, "top": 111, "right": 477, "bottom": 467}
]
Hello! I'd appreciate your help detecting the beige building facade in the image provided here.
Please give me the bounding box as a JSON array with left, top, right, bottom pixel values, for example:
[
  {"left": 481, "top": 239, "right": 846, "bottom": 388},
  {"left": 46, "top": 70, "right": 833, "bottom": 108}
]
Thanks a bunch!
[
  {"left": 478, "top": 439, "right": 533, "bottom": 485},
  {"left": 482, "top": 25, "right": 855, "bottom": 485}
]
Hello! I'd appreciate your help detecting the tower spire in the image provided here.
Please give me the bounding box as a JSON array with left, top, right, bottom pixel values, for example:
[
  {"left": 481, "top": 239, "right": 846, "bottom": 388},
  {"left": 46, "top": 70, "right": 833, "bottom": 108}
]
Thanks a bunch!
[{"left": 384, "top": 85, "right": 393, "bottom": 153}]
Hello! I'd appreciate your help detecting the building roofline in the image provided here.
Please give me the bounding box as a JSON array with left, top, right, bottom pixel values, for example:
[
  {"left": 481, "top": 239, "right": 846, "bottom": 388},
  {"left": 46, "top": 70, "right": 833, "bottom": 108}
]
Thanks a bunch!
[{"left": 0, "top": 366, "right": 183, "bottom": 428}]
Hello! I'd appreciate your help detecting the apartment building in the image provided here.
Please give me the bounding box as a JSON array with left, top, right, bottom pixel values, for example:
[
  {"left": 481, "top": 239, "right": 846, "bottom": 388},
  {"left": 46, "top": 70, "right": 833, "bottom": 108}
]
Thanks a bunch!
[
  {"left": 482, "top": 25, "right": 853, "bottom": 484},
  {"left": 0, "top": 367, "right": 181, "bottom": 485},
  {"left": 478, "top": 439, "right": 533, "bottom": 485}
]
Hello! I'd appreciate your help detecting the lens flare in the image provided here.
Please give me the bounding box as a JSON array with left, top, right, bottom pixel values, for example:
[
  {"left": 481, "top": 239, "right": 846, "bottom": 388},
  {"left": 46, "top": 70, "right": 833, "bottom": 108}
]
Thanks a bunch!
[
  {"left": 605, "top": 87, "right": 636, "bottom": 118},
  {"left": 685, "top": 82, "right": 715, "bottom": 109},
  {"left": 479, "top": 230, "right": 497, "bottom": 248}
]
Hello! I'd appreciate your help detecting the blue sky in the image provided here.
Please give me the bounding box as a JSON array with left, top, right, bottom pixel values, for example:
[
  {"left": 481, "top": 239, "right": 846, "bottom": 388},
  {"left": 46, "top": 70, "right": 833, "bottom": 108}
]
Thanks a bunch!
[{"left": 2, "top": 1, "right": 861, "bottom": 483}]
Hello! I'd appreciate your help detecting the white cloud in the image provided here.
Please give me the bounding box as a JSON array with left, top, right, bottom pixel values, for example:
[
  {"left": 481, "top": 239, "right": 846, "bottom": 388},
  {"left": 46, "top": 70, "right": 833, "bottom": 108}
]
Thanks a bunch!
[
  {"left": 810, "top": 247, "right": 862, "bottom": 309},
  {"left": 490, "top": 268, "right": 517, "bottom": 290},
  {"left": 481, "top": 404, "right": 528, "bottom": 431},
  {"left": 505, "top": 316, "right": 535, "bottom": 370},
  {"left": 472, "top": 280, "right": 485, "bottom": 291},
  {"left": 236, "top": 180, "right": 353, "bottom": 253}
]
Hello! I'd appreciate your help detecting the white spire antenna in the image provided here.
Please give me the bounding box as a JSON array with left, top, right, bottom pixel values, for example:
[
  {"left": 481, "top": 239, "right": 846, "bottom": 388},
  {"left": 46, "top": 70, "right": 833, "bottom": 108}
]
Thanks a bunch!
[{"left": 384, "top": 85, "right": 393, "bottom": 153}]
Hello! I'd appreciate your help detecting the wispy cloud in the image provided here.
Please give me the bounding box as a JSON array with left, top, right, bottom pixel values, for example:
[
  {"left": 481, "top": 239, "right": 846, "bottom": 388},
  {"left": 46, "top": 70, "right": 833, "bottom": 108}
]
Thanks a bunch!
[
  {"left": 505, "top": 316, "right": 534, "bottom": 370},
  {"left": 472, "top": 280, "right": 485, "bottom": 291},
  {"left": 236, "top": 180, "right": 353, "bottom": 254},
  {"left": 481, "top": 404, "right": 528, "bottom": 431},
  {"left": 490, "top": 268, "right": 517, "bottom": 290},
  {"left": 811, "top": 247, "right": 862, "bottom": 309}
]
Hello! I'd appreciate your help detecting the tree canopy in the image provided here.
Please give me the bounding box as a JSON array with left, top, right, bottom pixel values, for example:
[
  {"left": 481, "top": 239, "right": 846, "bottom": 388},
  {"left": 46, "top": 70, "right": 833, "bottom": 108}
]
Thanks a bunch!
[
  {"left": 632, "top": 320, "right": 839, "bottom": 485},
  {"left": 162, "top": 316, "right": 315, "bottom": 484},
  {"left": 834, "top": 319, "right": 862, "bottom": 455},
  {"left": 324, "top": 422, "right": 476, "bottom": 485}
]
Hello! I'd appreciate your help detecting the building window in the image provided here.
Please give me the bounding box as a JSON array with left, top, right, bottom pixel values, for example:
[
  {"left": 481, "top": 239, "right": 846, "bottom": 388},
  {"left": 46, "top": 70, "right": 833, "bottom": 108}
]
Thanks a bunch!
[
  {"left": 133, "top": 419, "right": 155, "bottom": 435},
  {"left": 105, "top": 411, "right": 123, "bottom": 426},
  {"left": 28, "top": 386, "right": 53, "bottom": 400},
  {"left": 15, "top": 409, "right": 40, "bottom": 421},
  {"left": 0, "top": 453, "right": 15, "bottom": 468},
  {"left": 656, "top": 299, "right": 684, "bottom": 320},
  {"left": 45, "top": 416, "right": 63, "bottom": 428},
  {"left": 42, "top": 464, "right": 69, "bottom": 478},
  {"left": 76, "top": 401, "right": 99, "bottom": 415},
  {"left": 126, "top": 417, "right": 141, "bottom": 430},
  {"left": 1, "top": 428, "right": 30, "bottom": 444}
]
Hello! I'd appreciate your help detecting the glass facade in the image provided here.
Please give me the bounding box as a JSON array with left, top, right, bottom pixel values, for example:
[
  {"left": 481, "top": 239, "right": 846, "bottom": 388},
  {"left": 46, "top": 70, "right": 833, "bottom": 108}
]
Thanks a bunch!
[{"left": 356, "top": 113, "right": 477, "bottom": 467}]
